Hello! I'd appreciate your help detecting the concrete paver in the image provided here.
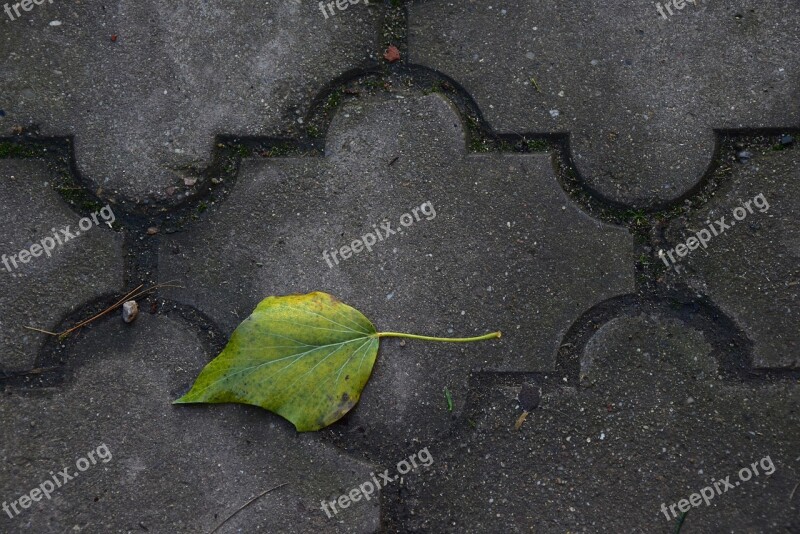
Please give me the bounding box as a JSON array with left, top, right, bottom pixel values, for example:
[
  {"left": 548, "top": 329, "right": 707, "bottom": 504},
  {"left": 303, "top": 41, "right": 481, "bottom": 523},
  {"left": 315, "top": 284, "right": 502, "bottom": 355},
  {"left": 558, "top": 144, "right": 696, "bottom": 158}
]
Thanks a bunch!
[
  {"left": 410, "top": 0, "right": 800, "bottom": 206},
  {"left": 0, "top": 1, "right": 797, "bottom": 531}
]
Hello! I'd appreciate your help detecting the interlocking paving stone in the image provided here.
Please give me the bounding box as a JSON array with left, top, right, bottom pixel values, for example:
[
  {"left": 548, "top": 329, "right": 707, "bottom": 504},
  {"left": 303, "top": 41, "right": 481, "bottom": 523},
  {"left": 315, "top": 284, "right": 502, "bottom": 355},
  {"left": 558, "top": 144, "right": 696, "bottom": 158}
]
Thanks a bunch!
[
  {"left": 409, "top": 0, "right": 800, "bottom": 206},
  {"left": 158, "top": 93, "right": 635, "bottom": 444},
  {"left": 0, "top": 0, "right": 381, "bottom": 201},
  {"left": 0, "top": 159, "right": 124, "bottom": 371},
  {"left": 663, "top": 145, "right": 799, "bottom": 368},
  {"left": 0, "top": 2, "right": 797, "bottom": 530},
  {"left": 394, "top": 314, "right": 799, "bottom": 532},
  {"left": 0, "top": 314, "right": 379, "bottom": 532}
]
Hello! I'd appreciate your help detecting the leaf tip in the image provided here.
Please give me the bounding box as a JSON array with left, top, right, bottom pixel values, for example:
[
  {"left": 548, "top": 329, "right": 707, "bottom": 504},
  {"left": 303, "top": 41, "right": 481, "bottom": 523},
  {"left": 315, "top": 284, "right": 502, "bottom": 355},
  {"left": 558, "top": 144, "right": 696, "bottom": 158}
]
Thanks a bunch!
[{"left": 172, "top": 395, "right": 192, "bottom": 405}]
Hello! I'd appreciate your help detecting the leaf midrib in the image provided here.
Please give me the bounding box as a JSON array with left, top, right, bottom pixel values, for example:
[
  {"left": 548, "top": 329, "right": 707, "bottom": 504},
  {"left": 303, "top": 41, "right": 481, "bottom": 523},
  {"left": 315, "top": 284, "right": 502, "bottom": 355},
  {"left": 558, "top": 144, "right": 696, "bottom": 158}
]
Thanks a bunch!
[{"left": 186, "top": 335, "right": 376, "bottom": 400}]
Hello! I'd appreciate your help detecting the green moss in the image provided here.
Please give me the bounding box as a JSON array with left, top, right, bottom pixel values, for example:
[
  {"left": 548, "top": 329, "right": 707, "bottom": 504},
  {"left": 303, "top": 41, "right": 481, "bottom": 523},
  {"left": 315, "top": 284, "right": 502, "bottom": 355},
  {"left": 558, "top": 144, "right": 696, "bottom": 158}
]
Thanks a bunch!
[
  {"left": 235, "top": 145, "right": 253, "bottom": 158},
  {"left": 525, "top": 139, "right": 549, "bottom": 151},
  {"left": 381, "top": 4, "right": 406, "bottom": 47},
  {"left": 622, "top": 209, "right": 648, "bottom": 227},
  {"left": 0, "top": 142, "right": 41, "bottom": 158},
  {"left": 325, "top": 89, "right": 343, "bottom": 111},
  {"left": 655, "top": 204, "right": 684, "bottom": 224},
  {"left": 424, "top": 81, "right": 445, "bottom": 95},
  {"left": 469, "top": 138, "right": 492, "bottom": 153},
  {"left": 362, "top": 78, "right": 384, "bottom": 91},
  {"left": 465, "top": 116, "right": 492, "bottom": 153},
  {"left": 198, "top": 201, "right": 208, "bottom": 214},
  {"left": 55, "top": 186, "right": 104, "bottom": 213},
  {"left": 307, "top": 125, "right": 320, "bottom": 138},
  {"left": 262, "top": 142, "right": 295, "bottom": 158},
  {"left": 497, "top": 140, "right": 514, "bottom": 152},
  {"left": 222, "top": 159, "right": 237, "bottom": 175}
]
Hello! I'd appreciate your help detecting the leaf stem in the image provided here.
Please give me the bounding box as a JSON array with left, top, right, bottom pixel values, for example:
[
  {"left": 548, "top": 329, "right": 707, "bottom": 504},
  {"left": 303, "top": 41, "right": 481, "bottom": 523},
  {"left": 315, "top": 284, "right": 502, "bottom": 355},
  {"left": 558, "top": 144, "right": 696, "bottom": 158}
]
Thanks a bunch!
[{"left": 376, "top": 331, "right": 501, "bottom": 343}]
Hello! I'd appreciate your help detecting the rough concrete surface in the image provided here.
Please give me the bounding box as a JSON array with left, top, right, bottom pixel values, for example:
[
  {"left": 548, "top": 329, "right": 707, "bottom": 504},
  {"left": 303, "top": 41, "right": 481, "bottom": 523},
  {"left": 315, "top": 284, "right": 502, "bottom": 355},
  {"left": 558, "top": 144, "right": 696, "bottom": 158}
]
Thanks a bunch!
[
  {"left": 410, "top": 0, "right": 800, "bottom": 206},
  {"left": 1, "top": 1, "right": 798, "bottom": 533}
]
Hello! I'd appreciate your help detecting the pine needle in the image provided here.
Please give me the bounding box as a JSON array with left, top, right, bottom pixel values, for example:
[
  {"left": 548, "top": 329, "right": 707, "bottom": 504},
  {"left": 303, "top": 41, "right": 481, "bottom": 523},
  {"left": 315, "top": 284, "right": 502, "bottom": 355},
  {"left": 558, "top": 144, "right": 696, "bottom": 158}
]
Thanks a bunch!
[
  {"left": 23, "top": 281, "right": 182, "bottom": 337},
  {"left": 209, "top": 483, "right": 288, "bottom": 534}
]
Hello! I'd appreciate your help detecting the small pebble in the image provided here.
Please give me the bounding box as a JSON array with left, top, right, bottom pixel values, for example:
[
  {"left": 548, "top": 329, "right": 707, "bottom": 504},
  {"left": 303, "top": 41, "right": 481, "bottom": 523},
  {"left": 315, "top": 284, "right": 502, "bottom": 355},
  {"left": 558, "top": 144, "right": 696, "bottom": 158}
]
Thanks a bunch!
[
  {"left": 736, "top": 150, "right": 752, "bottom": 162},
  {"left": 146, "top": 227, "right": 159, "bottom": 235},
  {"left": 780, "top": 134, "right": 794, "bottom": 146},
  {"left": 183, "top": 178, "right": 197, "bottom": 187},
  {"left": 122, "top": 301, "right": 139, "bottom": 323},
  {"left": 383, "top": 45, "right": 401, "bottom": 63}
]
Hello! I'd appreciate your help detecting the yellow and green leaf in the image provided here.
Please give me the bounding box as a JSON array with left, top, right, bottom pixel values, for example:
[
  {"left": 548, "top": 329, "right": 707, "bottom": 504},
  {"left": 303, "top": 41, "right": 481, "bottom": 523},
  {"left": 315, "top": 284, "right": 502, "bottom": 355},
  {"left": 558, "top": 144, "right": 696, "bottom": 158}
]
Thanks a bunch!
[{"left": 175, "top": 291, "right": 500, "bottom": 432}]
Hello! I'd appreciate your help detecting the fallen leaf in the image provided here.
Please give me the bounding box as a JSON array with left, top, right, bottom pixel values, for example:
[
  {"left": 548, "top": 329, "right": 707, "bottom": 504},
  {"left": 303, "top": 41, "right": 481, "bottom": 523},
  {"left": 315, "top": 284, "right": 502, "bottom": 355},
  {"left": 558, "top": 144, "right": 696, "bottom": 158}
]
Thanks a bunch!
[
  {"left": 175, "top": 292, "right": 380, "bottom": 431},
  {"left": 175, "top": 292, "right": 500, "bottom": 431}
]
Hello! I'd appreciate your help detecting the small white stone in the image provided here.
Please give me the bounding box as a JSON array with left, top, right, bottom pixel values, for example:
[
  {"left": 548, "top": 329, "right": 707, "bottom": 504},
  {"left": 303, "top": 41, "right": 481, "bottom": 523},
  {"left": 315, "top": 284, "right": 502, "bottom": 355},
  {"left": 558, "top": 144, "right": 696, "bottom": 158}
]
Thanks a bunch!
[
  {"left": 549, "top": 109, "right": 560, "bottom": 118},
  {"left": 49, "top": 20, "right": 62, "bottom": 26},
  {"left": 122, "top": 301, "right": 139, "bottom": 324}
]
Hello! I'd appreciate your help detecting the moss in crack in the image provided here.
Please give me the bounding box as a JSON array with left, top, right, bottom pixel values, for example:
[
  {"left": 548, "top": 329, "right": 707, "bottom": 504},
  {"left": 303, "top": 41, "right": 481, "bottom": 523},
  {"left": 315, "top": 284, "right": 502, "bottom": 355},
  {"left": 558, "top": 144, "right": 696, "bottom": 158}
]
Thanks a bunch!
[
  {"left": 234, "top": 145, "right": 253, "bottom": 158},
  {"left": 261, "top": 142, "right": 296, "bottom": 158},
  {"left": 621, "top": 208, "right": 648, "bottom": 228},
  {"left": 525, "top": 139, "right": 549, "bottom": 151},
  {"left": 48, "top": 168, "right": 105, "bottom": 213},
  {"left": 465, "top": 116, "right": 491, "bottom": 153},
  {"left": 325, "top": 89, "right": 343, "bottom": 114},
  {"left": 0, "top": 142, "right": 45, "bottom": 159},
  {"left": 382, "top": 4, "right": 406, "bottom": 49},
  {"left": 655, "top": 204, "right": 685, "bottom": 224},
  {"left": 469, "top": 137, "right": 491, "bottom": 153},
  {"left": 306, "top": 125, "right": 321, "bottom": 139},
  {"left": 223, "top": 161, "right": 237, "bottom": 175},
  {"left": 424, "top": 80, "right": 455, "bottom": 96},
  {"left": 55, "top": 185, "right": 104, "bottom": 213},
  {"left": 423, "top": 83, "right": 442, "bottom": 96},
  {"left": 497, "top": 139, "right": 514, "bottom": 152},
  {"left": 363, "top": 77, "right": 391, "bottom": 93}
]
